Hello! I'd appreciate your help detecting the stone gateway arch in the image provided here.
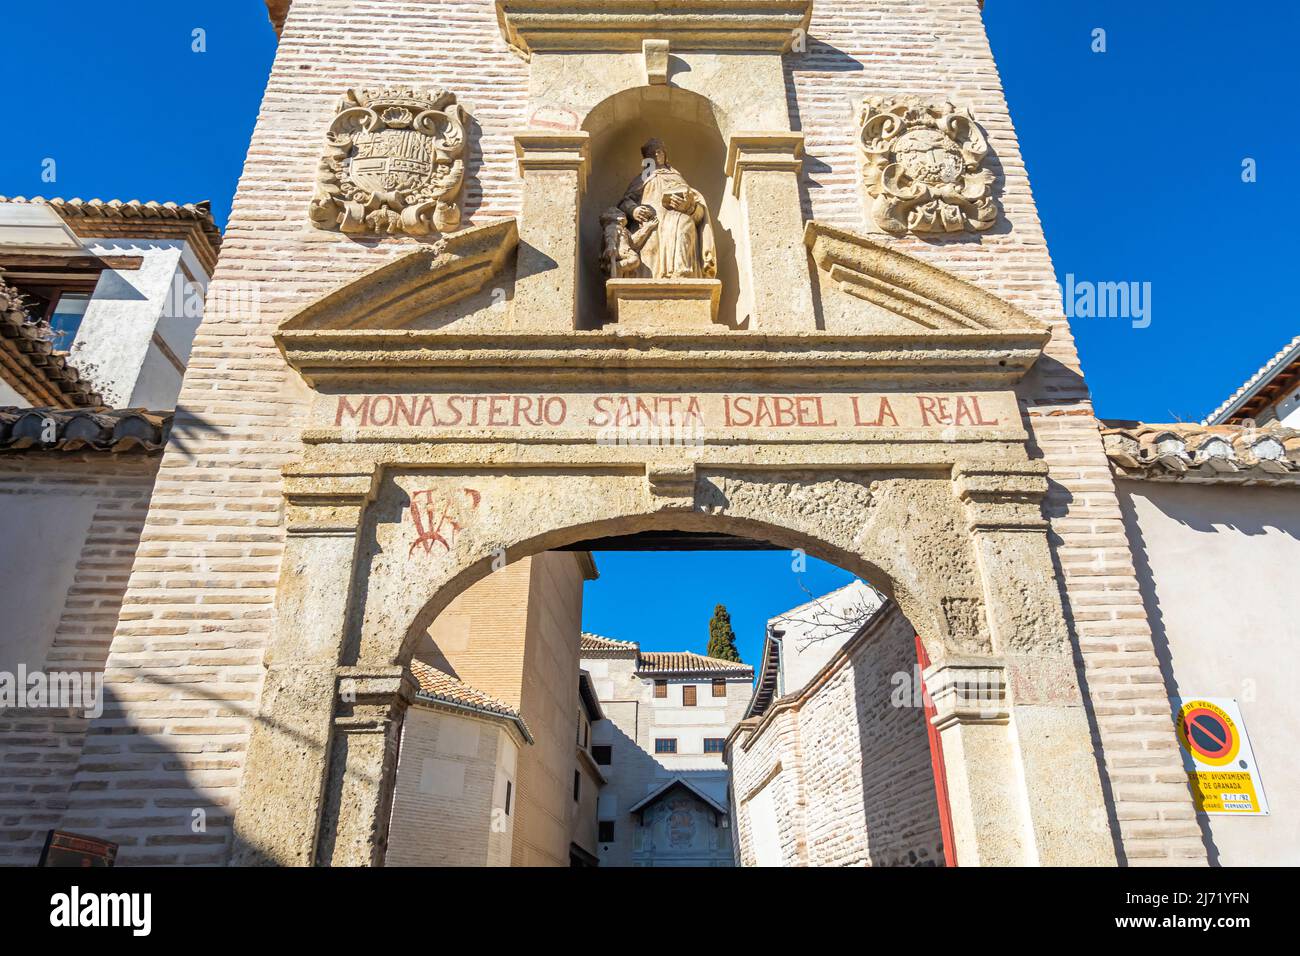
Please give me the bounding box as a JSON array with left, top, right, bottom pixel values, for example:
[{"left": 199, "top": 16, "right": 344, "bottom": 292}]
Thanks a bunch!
[{"left": 16, "top": 0, "right": 1208, "bottom": 867}]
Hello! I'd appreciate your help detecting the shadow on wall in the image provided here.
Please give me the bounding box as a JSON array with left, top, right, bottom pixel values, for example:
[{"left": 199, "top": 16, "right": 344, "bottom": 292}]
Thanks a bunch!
[
  {"left": 598, "top": 715, "right": 735, "bottom": 866},
  {"left": 0, "top": 682, "right": 241, "bottom": 866},
  {"left": 847, "top": 619, "right": 945, "bottom": 867},
  {"left": 1114, "top": 483, "right": 1222, "bottom": 865},
  {"left": 1138, "top": 481, "right": 1300, "bottom": 539}
]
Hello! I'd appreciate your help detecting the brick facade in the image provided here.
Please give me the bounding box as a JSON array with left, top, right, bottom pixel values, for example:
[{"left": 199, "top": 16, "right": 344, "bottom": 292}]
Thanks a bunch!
[
  {"left": 1, "top": 0, "right": 1202, "bottom": 865},
  {"left": 730, "top": 605, "right": 944, "bottom": 867}
]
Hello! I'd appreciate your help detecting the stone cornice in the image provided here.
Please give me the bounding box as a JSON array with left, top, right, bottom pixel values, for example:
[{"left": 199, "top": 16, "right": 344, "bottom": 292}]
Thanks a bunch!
[
  {"left": 725, "top": 132, "right": 805, "bottom": 198},
  {"left": 924, "top": 660, "right": 1010, "bottom": 732},
  {"left": 953, "top": 462, "right": 1050, "bottom": 531},
  {"left": 495, "top": 0, "right": 814, "bottom": 55},
  {"left": 281, "top": 466, "right": 380, "bottom": 535},
  {"left": 277, "top": 328, "right": 1048, "bottom": 389}
]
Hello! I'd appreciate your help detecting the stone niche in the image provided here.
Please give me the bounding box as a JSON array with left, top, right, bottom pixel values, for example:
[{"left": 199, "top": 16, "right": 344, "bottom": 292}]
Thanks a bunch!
[
  {"left": 501, "top": 0, "right": 815, "bottom": 332},
  {"left": 583, "top": 86, "right": 735, "bottom": 330}
]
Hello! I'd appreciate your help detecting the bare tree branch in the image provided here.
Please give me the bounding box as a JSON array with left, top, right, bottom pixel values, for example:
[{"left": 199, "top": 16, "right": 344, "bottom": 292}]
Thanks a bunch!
[{"left": 778, "top": 579, "right": 882, "bottom": 649}]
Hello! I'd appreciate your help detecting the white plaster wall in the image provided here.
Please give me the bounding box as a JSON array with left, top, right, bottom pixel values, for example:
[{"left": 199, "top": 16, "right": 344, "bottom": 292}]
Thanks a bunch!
[
  {"left": 70, "top": 239, "right": 205, "bottom": 410},
  {"left": 0, "top": 493, "right": 99, "bottom": 673},
  {"left": 1269, "top": 382, "right": 1300, "bottom": 426},
  {"left": 0, "top": 379, "right": 27, "bottom": 407},
  {"left": 772, "top": 580, "right": 884, "bottom": 696},
  {"left": 745, "top": 779, "right": 783, "bottom": 867},
  {"left": 1118, "top": 480, "right": 1300, "bottom": 866}
]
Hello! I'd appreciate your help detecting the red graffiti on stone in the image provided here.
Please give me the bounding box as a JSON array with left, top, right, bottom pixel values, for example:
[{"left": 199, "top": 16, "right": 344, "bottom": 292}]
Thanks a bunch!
[{"left": 409, "top": 487, "right": 481, "bottom": 556}]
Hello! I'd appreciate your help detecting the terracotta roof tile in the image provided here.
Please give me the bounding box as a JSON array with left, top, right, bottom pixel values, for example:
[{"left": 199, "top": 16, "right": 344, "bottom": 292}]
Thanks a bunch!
[
  {"left": 637, "top": 651, "right": 752, "bottom": 675},
  {"left": 0, "top": 406, "right": 170, "bottom": 453},
  {"left": 408, "top": 659, "right": 533, "bottom": 741},
  {"left": 1100, "top": 419, "right": 1300, "bottom": 486},
  {"left": 579, "top": 632, "right": 639, "bottom": 653},
  {"left": 0, "top": 195, "right": 222, "bottom": 253}
]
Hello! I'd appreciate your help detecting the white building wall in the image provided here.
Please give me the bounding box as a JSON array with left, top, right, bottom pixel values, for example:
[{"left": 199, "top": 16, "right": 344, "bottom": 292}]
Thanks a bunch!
[
  {"left": 69, "top": 238, "right": 208, "bottom": 410},
  {"left": 746, "top": 780, "right": 783, "bottom": 867},
  {"left": 771, "top": 580, "right": 884, "bottom": 696},
  {"left": 0, "top": 380, "right": 26, "bottom": 407},
  {"left": 1118, "top": 480, "right": 1300, "bottom": 866}
]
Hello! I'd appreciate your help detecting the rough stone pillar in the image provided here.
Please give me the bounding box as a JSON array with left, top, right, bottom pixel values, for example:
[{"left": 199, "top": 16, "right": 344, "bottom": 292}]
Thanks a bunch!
[
  {"left": 512, "top": 131, "right": 590, "bottom": 330},
  {"left": 315, "top": 666, "right": 413, "bottom": 866},
  {"left": 951, "top": 463, "right": 1118, "bottom": 866},
  {"left": 230, "top": 468, "right": 377, "bottom": 866},
  {"left": 724, "top": 132, "right": 815, "bottom": 331},
  {"left": 925, "top": 661, "right": 1034, "bottom": 865}
]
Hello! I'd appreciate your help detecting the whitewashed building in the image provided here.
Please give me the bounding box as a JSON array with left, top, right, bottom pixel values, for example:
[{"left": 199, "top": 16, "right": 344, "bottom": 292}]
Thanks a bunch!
[{"left": 579, "top": 634, "right": 752, "bottom": 866}]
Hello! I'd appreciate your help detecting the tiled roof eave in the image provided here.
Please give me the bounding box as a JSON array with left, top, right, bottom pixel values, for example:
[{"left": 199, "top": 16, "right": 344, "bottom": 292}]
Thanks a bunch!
[
  {"left": 1204, "top": 334, "right": 1300, "bottom": 425},
  {"left": 0, "top": 278, "right": 104, "bottom": 408},
  {"left": 0, "top": 196, "right": 222, "bottom": 275},
  {"left": 412, "top": 690, "right": 534, "bottom": 744},
  {"left": 0, "top": 406, "right": 170, "bottom": 453},
  {"left": 1101, "top": 419, "right": 1300, "bottom": 487},
  {"left": 634, "top": 666, "right": 754, "bottom": 677}
]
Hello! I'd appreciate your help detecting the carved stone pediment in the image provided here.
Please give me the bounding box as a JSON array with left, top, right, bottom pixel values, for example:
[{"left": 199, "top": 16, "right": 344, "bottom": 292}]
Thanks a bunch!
[
  {"left": 274, "top": 219, "right": 1049, "bottom": 389},
  {"left": 277, "top": 218, "right": 517, "bottom": 363},
  {"left": 496, "top": 0, "right": 813, "bottom": 54},
  {"left": 859, "top": 97, "right": 998, "bottom": 235},
  {"left": 804, "top": 221, "right": 1048, "bottom": 336},
  {"left": 310, "top": 87, "right": 467, "bottom": 237}
]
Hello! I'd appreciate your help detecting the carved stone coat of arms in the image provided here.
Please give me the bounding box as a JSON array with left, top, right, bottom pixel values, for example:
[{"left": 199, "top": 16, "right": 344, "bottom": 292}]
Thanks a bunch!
[
  {"left": 859, "top": 97, "right": 998, "bottom": 235},
  {"left": 309, "top": 87, "right": 466, "bottom": 237}
]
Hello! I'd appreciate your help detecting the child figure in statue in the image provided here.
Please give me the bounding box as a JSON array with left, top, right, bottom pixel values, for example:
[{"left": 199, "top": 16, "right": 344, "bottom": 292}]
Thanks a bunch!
[{"left": 599, "top": 206, "right": 659, "bottom": 279}]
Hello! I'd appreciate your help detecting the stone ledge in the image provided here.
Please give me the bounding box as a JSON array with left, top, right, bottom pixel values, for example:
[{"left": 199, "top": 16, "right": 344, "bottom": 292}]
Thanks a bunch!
[
  {"left": 606, "top": 278, "right": 721, "bottom": 328},
  {"left": 496, "top": 0, "right": 814, "bottom": 55}
]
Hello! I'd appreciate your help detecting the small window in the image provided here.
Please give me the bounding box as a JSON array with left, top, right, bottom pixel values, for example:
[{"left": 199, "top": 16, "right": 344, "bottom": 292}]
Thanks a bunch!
[
  {"left": 712, "top": 679, "right": 726, "bottom": 698},
  {"left": 654, "top": 679, "right": 667, "bottom": 699},
  {"left": 655, "top": 738, "right": 677, "bottom": 754},
  {"left": 704, "top": 738, "right": 726, "bottom": 754},
  {"left": 682, "top": 685, "right": 697, "bottom": 707},
  {"left": 504, "top": 780, "right": 513, "bottom": 816},
  {"left": 593, "top": 745, "right": 612, "bottom": 766},
  {"left": 598, "top": 820, "right": 615, "bottom": 843},
  {"left": 48, "top": 293, "right": 90, "bottom": 352},
  {"left": 574, "top": 770, "right": 581, "bottom": 801}
]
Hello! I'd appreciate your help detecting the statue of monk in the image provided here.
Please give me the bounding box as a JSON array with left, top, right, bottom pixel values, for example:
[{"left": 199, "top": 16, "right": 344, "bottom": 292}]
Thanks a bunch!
[{"left": 619, "top": 138, "right": 717, "bottom": 280}]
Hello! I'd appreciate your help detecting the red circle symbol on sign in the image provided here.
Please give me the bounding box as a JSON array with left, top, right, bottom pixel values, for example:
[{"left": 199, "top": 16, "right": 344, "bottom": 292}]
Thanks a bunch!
[{"left": 1183, "top": 707, "right": 1234, "bottom": 761}]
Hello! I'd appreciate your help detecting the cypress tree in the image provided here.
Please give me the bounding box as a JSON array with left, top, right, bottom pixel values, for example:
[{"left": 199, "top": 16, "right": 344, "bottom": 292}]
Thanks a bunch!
[{"left": 707, "top": 603, "right": 742, "bottom": 662}]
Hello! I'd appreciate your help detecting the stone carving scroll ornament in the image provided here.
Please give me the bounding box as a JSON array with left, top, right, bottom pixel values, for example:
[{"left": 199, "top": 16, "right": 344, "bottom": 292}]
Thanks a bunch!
[
  {"left": 310, "top": 88, "right": 466, "bottom": 237},
  {"left": 859, "top": 98, "right": 998, "bottom": 235}
]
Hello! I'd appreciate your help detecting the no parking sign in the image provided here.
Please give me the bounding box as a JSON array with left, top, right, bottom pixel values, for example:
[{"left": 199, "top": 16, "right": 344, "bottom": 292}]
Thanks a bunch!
[{"left": 1174, "top": 697, "right": 1269, "bottom": 815}]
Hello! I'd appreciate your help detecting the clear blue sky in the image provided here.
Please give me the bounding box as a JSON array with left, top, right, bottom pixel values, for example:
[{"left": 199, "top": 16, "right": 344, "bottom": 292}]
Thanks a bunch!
[{"left": 3, "top": 2, "right": 1295, "bottom": 663}]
